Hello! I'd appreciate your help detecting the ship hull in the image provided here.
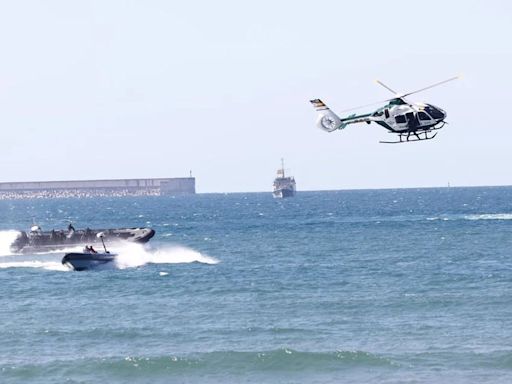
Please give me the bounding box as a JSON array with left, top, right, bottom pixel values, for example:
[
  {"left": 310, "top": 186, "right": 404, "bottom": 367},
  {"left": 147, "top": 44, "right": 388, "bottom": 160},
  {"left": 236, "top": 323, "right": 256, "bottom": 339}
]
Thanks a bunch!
[
  {"left": 10, "top": 227, "right": 155, "bottom": 253},
  {"left": 273, "top": 188, "right": 295, "bottom": 198}
]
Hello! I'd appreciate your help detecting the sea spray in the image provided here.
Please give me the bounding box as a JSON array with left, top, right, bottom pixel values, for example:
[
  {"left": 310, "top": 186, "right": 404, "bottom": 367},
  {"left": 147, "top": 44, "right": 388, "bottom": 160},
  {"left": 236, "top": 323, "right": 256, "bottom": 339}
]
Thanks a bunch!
[
  {"left": 0, "top": 259, "right": 69, "bottom": 271},
  {"left": 0, "top": 230, "right": 86, "bottom": 256},
  {"left": 114, "top": 243, "right": 219, "bottom": 269},
  {"left": 0, "top": 230, "right": 22, "bottom": 256}
]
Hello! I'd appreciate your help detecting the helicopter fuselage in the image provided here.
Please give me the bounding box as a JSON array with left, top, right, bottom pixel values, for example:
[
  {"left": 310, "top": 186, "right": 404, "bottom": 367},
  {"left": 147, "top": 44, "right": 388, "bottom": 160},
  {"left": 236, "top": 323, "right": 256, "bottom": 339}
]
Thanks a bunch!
[{"left": 369, "top": 99, "right": 446, "bottom": 133}]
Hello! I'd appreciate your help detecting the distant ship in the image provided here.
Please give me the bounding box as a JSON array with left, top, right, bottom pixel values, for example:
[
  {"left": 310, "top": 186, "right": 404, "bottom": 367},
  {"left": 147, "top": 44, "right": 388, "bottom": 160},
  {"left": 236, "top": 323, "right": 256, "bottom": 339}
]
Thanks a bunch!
[{"left": 273, "top": 159, "right": 296, "bottom": 198}]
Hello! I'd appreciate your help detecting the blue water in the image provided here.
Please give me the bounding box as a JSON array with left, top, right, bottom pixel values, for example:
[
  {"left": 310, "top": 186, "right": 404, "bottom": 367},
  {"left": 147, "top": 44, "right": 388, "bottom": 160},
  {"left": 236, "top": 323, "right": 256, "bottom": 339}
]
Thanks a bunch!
[{"left": 1, "top": 187, "right": 512, "bottom": 383}]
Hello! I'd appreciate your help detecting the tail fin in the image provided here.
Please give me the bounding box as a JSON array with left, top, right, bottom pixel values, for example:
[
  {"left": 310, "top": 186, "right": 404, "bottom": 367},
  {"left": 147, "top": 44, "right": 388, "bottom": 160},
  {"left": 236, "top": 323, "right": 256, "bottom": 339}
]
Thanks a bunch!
[{"left": 309, "top": 99, "right": 343, "bottom": 132}]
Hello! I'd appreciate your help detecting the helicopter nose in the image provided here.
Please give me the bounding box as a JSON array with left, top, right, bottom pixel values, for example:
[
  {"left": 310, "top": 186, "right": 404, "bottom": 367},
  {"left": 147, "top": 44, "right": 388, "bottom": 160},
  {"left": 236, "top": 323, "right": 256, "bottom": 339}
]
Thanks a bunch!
[{"left": 426, "top": 104, "right": 446, "bottom": 120}]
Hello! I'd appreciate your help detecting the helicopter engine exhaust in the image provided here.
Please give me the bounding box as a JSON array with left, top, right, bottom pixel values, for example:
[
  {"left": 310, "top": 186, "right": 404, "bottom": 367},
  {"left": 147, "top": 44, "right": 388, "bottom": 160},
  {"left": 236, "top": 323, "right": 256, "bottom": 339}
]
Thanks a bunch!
[{"left": 310, "top": 99, "right": 343, "bottom": 132}]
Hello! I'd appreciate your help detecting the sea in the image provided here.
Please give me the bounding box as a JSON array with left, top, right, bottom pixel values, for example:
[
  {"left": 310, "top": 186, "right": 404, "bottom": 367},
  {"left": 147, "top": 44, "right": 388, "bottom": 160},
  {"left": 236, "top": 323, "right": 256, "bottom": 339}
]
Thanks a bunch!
[{"left": 1, "top": 187, "right": 512, "bottom": 383}]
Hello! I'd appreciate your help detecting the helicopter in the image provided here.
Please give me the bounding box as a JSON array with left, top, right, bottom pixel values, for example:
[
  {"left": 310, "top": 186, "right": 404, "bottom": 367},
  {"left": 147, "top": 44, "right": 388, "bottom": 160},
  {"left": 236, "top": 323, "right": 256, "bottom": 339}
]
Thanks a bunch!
[{"left": 310, "top": 76, "right": 459, "bottom": 144}]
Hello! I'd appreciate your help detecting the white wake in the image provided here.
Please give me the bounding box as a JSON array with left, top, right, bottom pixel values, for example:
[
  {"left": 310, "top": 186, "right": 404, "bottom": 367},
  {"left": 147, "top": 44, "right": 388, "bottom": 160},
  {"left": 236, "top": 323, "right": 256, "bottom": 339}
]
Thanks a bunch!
[
  {"left": 465, "top": 213, "right": 512, "bottom": 221},
  {"left": 0, "top": 230, "right": 21, "bottom": 256},
  {"left": 0, "top": 259, "right": 68, "bottom": 271},
  {"left": 0, "top": 241, "right": 218, "bottom": 271},
  {"left": 113, "top": 243, "right": 219, "bottom": 269}
]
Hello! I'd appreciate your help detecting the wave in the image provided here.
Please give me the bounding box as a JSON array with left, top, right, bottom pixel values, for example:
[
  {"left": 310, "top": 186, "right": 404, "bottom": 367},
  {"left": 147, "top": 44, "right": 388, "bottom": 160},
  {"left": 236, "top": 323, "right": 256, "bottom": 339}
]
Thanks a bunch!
[
  {"left": 117, "top": 349, "right": 393, "bottom": 371},
  {"left": 0, "top": 349, "right": 395, "bottom": 379},
  {"left": 5, "top": 349, "right": 512, "bottom": 383}
]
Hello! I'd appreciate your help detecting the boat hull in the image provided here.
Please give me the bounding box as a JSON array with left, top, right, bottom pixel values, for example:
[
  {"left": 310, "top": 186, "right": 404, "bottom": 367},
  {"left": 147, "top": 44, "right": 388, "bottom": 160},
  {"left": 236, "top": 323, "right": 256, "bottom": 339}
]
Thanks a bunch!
[
  {"left": 10, "top": 227, "right": 155, "bottom": 253},
  {"left": 62, "top": 252, "right": 117, "bottom": 271}
]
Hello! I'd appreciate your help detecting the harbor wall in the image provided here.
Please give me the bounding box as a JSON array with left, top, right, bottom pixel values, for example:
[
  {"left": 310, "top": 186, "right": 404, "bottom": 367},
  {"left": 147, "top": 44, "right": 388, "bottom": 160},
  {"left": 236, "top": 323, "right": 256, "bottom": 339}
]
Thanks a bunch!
[{"left": 0, "top": 177, "right": 196, "bottom": 199}]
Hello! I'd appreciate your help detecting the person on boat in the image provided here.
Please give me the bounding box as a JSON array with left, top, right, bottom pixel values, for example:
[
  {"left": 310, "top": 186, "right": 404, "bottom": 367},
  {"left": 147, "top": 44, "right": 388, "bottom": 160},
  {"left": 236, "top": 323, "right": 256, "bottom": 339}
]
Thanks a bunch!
[
  {"left": 83, "top": 245, "right": 97, "bottom": 254},
  {"left": 67, "top": 223, "right": 75, "bottom": 239}
]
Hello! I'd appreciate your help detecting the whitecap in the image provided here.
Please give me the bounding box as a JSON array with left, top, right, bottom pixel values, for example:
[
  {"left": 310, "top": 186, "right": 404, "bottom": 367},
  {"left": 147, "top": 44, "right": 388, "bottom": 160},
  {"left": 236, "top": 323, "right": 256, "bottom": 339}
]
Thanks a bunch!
[{"left": 465, "top": 213, "right": 512, "bottom": 221}]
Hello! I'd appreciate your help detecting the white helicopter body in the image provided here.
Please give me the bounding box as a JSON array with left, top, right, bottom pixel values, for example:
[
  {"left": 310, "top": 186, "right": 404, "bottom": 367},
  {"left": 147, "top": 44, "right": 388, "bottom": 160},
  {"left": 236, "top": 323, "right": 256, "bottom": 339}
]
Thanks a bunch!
[{"left": 310, "top": 77, "right": 457, "bottom": 143}]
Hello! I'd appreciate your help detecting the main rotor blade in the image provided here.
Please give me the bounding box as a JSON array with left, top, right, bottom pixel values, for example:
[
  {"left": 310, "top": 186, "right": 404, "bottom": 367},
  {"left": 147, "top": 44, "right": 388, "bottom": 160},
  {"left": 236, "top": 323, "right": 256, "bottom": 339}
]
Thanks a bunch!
[
  {"left": 333, "top": 76, "right": 459, "bottom": 114},
  {"left": 401, "top": 76, "right": 459, "bottom": 98},
  {"left": 375, "top": 80, "right": 399, "bottom": 95},
  {"left": 338, "top": 98, "right": 393, "bottom": 113}
]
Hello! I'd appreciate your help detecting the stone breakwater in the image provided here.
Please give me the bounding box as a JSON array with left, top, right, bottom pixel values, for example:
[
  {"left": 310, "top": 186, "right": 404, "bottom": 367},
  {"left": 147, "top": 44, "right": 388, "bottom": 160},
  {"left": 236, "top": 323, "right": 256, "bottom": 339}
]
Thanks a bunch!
[
  {"left": 0, "top": 189, "right": 161, "bottom": 200},
  {"left": 0, "top": 177, "right": 196, "bottom": 200}
]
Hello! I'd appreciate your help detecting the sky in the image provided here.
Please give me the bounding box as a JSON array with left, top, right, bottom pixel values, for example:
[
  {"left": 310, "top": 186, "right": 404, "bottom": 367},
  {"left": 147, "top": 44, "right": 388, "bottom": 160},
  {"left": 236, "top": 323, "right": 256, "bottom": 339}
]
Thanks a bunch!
[{"left": 0, "top": 0, "right": 511, "bottom": 193}]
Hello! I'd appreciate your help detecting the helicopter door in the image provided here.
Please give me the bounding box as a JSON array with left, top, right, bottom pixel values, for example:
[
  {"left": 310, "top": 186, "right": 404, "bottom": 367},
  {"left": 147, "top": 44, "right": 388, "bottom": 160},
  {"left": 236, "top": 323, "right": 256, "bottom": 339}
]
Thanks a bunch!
[
  {"left": 405, "top": 112, "right": 418, "bottom": 129},
  {"left": 395, "top": 115, "right": 406, "bottom": 125},
  {"left": 418, "top": 111, "right": 432, "bottom": 123}
]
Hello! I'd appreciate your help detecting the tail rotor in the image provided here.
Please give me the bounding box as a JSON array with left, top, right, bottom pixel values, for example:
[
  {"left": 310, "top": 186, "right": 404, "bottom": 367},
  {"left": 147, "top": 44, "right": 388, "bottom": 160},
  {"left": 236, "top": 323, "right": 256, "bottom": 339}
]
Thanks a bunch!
[{"left": 309, "top": 99, "right": 343, "bottom": 132}]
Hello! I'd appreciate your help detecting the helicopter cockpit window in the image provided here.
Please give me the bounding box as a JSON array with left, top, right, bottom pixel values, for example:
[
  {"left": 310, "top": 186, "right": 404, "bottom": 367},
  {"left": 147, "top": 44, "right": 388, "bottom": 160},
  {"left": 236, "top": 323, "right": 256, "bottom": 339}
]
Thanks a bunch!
[
  {"left": 425, "top": 106, "right": 444, "bottom": 119},
  {"left": 418, "top": 111, "right": 431, "bottom": 121},
  {"left": 384, "top": 109, "right": 390, "bottom": 118},
  {"left": 395, "top": 115, "right": 406, "bottom": 124}
]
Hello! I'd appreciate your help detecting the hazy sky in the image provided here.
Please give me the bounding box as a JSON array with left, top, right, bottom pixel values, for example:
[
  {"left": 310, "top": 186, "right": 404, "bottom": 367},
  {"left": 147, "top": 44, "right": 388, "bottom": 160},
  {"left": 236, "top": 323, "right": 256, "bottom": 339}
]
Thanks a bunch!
[{"left": 0, "top": 0, "right": 511, "bottom": 192}]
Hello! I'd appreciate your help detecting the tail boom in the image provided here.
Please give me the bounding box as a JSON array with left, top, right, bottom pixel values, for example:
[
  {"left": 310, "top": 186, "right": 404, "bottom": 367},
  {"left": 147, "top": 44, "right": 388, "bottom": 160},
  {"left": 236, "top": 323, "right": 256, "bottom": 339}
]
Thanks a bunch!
[{"left": 310, "top": 99, "right": 371, "bottom": 132}]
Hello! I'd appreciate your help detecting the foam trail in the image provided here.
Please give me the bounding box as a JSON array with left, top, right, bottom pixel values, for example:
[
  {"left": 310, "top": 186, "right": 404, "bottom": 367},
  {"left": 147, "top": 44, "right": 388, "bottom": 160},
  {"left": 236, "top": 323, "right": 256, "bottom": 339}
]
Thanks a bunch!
[
  {"left": 114, "top": 243, "right": 219, "bottom": 269},
  {"left": 0, "top": 250, "right": 69, "bottom": 271},
  {"left": 0, "top": 260, "right": 68, "bottom": 271},
  {"left": 0, "top": 230, "right": 21, "bottom": 256},
  {"left": 465, "top": 213, "right": 512, "bottom": 220}
]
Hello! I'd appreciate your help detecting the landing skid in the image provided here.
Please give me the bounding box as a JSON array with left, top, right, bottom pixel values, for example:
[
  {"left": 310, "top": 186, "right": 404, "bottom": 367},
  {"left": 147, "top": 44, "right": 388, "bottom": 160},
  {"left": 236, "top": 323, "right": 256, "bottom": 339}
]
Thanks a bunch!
[{"left": 380, "top": 131, "right": 438, "bottom": 144}]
